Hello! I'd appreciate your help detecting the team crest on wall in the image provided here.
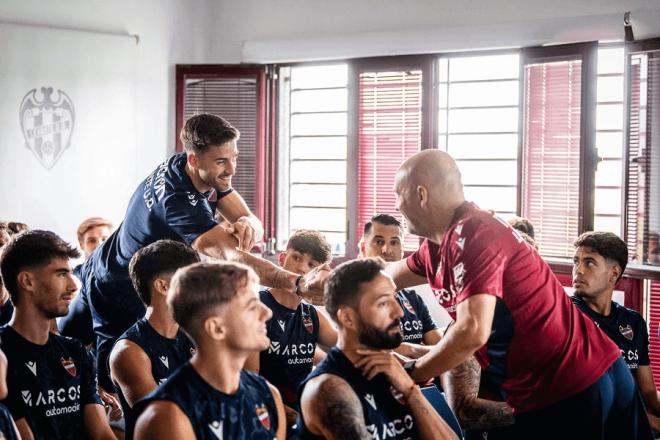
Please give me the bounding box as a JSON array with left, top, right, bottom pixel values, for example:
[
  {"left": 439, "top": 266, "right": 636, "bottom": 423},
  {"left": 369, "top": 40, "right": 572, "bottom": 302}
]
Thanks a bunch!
[{"left": 19, "top": 87, "right": 75, "bottom": 170}]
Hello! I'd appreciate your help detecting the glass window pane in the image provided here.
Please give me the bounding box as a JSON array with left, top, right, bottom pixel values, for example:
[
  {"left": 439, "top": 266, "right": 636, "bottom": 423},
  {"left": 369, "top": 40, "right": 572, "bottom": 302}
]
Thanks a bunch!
[
  {"left": 447, "top": 133, "right": 518, "bottom": 159},
  {"left": 290, "top": 113, "right": 347, "bottom": 136},
  {"left": 595, "top": 160, "right": 622, "bottom": 187},
  {"left": 291, "top": 64, "right": 348, "bottom": 89},
  {"left": 290, "top": 184, "right": 346, "bottom": 208},
  {"left": 456, "top": 160, "right": 518, "bottom": 186},
  {"left": 596, "top": 104, "right": 623, "bottom": 131},
  {"left": 449, "top": 108, "right": 519, "bottom": 133},
  {"left": 291, "top": 88, "right": 347, "bottom": 113},
  {"left": 595, "top": 188, "right": 622, "bottom": 215},
  {"left": 290, "top": 160, "right": 346, "bottom": 184},
  {"left": 437, "top": 109, "right": 448, "bottom": 133},
  {"left": 438, "top": 83, "right": 449, "bottom": 108},
  {"left": 438, "top": 58, "right": 449, "bottom": 83},
  {"left": 290, "top": 136, "right": 347, "bottom": 160},
  {"left": 449, "top": 81, "right": 519, "bottom": 107},
  {"left": 289, "top": 207, "right": 346, "bottom": 231},
  {"left": 597, "top": 47, "right": 624, "bottom": 75},
  {"left": 597, "top": 76, "right": 624, "bottom": 103},
  {"left": 449, "top": 54, "right": 520, "bottom": 81},
  {"left": 596, "top": 132, "right": 623, "bottom": 158},
  {"left": 463, "top": 186, "right": 517, "bottom": 213},
  {"left": 594, "top": 215, "right": 622, "bottom": 235}
]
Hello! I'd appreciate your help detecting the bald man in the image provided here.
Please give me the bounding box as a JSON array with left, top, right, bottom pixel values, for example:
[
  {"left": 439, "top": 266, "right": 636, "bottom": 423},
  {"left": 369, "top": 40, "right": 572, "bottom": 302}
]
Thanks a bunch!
[{"left": 386, "top": 150, "right": 652, "bottom": 439}]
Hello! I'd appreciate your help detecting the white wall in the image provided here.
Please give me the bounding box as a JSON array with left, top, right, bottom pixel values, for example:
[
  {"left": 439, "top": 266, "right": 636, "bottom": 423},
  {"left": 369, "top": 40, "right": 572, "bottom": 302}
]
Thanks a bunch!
[
  {"left": 211, "top": 0, "right": 660, "bottom": 63},
  {"left": 0, "top": 0, "right": 213, "bottom": 245}
]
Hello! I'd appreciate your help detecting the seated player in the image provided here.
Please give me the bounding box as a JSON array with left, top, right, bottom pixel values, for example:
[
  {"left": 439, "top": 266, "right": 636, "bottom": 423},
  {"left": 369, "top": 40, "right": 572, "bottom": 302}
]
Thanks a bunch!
[
  {"left": 60, "top": 216, "right": 113, "bottom": 346},
  {"left": 359, "top": 214, "right": 441, "bottom": 350},
  {"left": 246, "top": 229, "right": 337, "bottom": 430},
  {"left": 109, "top": 240, "right": 200, "bottom": 439},
  {"left": 297, "top": 258, "right": 458, "bottom": 439},
  {"left": 133, "top": 261, "right": 286, "bottom": 439},
  {"left": 0, "top": 349, "right": 20, "bottom": 440},
  {"left": 0, "top": 230, "right": 116, "bottom": 439},
  {"left": 572, "top": 231, "right": 660, "bottom": 429}
]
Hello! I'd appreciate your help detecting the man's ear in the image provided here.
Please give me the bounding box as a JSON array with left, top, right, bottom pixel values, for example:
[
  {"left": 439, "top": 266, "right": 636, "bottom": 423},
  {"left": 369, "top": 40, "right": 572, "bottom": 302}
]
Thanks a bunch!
[
  {"left": 610, "top": 264, "right": 622, "bottom": 285},
  {"left": 358, "top": 238, "right": 366, "bottom": 257},
  {"left": 278, "top": 252, "right": 286, "bottom": 266},
  {"left": 187, "top": 152, "right": 199, "bottom": 169},
  {"left": 17, "top": 271, "right": 34, "bottom": 293},
  {"left": 203, "top": 315, "right": 226, "bottom": 341},
  {"left": 336, "top": 306, "right": 357, "bottom": 330},
  {"left": 153, "top": 278, "right": 169, "bottom": 297},
  {"left": 417, "top": 185, "right": 428, "bottom": 208}
]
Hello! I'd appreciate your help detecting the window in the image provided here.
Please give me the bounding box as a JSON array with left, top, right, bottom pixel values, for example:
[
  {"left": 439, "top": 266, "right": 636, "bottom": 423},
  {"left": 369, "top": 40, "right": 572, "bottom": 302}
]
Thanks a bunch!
[
  {"left": 520, "top": 43, "right": 598, "bottom": 258},
  {"left": 175, "top": 66, "right": 267, "bottom": 221},
  {"left": 437, "top": 53, "right": 520, "bottom": 218},
  {"left": 276, "top": 64, "right": 349, "bottom": 254}
]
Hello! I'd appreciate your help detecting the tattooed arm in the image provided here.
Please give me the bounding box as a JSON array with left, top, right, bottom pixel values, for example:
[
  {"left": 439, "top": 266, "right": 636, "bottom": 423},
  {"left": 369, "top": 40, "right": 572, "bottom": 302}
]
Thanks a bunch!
[
  {"left": 299, "top": 374, "right": 371, "bottom": 440},
  {"left": 441, "top": 356, "right": 514, "bottom": 430}
]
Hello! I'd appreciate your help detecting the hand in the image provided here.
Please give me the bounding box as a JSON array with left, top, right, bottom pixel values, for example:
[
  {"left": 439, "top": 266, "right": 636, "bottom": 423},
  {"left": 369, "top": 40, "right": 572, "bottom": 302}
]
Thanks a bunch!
[
  {"left": 228, "top": 217, "right": 258, "bottom": 251},
  {"left": 298, "top": 263, "right": 332, "bottom": 305},
  {"left": 354, "top": 349, "right": 415, "bottom": 394},
  {"left": 98, "top": 387, "right": 123, "bottom": 421}
]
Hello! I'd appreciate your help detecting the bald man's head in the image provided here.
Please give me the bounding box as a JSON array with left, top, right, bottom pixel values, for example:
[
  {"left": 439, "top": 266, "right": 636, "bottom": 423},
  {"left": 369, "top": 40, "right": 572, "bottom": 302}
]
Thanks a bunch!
[{"left": 394, "top": 150, "right": 465, "bottom": 241}]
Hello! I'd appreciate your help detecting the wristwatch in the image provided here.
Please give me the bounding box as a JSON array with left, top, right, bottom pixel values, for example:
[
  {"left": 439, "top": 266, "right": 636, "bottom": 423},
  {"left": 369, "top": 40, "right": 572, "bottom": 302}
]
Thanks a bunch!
[{"left": 403, "top": 359, "right": 417, "bottom": 375}]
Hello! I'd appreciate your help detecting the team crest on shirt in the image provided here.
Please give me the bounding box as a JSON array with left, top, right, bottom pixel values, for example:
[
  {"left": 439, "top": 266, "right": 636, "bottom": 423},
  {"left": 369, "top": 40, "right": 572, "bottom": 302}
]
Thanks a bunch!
[
  {"left": 303, "top": 315, "right": 314, "bottom": 334},
  {"left": 208, "top": 420, "right": 223, "bottom": 439},
  {"left": 255, "top": 404, "right": 271, "bottom": 430},
  {"left": 61, "top": 357, "right": 76, "bottom": 377},
  {"left": 389, "top": 385, "right": 407, "bottom": 405},
  {"left": 619, "top": 324, "right": 634, "bottom": 341}
]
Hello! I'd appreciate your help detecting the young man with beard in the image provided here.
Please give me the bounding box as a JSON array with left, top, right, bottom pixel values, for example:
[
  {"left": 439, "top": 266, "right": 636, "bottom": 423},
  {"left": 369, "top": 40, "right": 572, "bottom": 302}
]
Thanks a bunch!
[
  {"left": 387, "top": 149, "right": 651, "bottom": 439},
  {"left": 297, "top": 258, "right": 458, "bottom": 440},
  {"left": 246, "top": 229, "right": 337, "bottom": 431},
  {"left": 109, "top": 240, "right": 200, "bottom": 439},
  {"left": 82, "top": 113, "right": 329, "bottom": 392},
  {"left": 572, "top": 231, "right": 660, "bottom": 429},
  {"left": 0, "top": 230, "right": 116, "bottom": 440},
  {"left": 133, "top": 261, "right": 286, "bottom": 439}
]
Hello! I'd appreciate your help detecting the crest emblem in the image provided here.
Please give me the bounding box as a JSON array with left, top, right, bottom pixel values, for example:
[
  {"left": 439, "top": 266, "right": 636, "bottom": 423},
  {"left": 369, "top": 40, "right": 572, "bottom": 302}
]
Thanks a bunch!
[
  {"left": 19, "top": 87, "right": 75, "bottom": 169},
  {"left": 619, "top": 324, "right": 634, "bottom": 341},
  {"left": 61, "top": 357, "right": 77, "bottom": 377},
  {"left": 303, "top": 315, "right": 314, "bottom": 334},
  {"left": 389, "top": 385, "right": 407, "bottom": 405},
  {"left": 255, "top": 404, "right": 271, "bottom": 430}
]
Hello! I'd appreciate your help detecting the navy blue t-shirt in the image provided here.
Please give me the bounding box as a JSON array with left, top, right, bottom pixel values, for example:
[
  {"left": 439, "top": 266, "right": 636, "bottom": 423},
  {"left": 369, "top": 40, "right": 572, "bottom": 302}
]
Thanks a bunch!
[
  {"left": 572, "top": 295, "right": 650, "bottom": 372},
  {"left": 114, "top": 318, "right": 196, "bottom": 440},
  {"left": 0, "top": 326, "right": 102, "bottom": 440},
  {"left": 258, "top": 290, "right": 320, "bottom": 406},
  {"left": 82, "top": 152, "right": 231, "bottom": 389},
  {"left": 0, "top": 404, "right": 18, "bottom": 440},
  {"left": 297, "top": 347, "right": 419, "bottom": 440},
  {"left": 134, "top": 363, "right": 278, "bottom": 439},
  {"left": 396, "top": 289, "right": 437, "bottom": 344}
]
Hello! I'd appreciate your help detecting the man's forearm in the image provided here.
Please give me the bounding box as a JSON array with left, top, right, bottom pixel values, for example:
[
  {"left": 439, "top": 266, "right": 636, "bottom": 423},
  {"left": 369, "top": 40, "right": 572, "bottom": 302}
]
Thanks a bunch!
[
  {"left": 406, "top": 386, "right": 458, "bottom": 440},
  {"left": 231, "top": 250, "right": 297, "bottom": 292},
  {"left": 396, "top": 342, "right": 432, "bottom": 359}
]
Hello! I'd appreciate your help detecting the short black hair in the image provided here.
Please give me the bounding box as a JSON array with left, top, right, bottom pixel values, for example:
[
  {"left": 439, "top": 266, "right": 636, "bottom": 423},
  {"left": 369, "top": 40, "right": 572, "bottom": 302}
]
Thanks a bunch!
[
  {"left": 286, "top": 230, "right": 332, "bottom": 264},
  {"left": 363, "top": 214, "right": 403, "bottom": 237},
  {"left": 508, "top": 217, "right": 535, "bottom": 239},
  {"left": 574, "top": 231, "right": 628, "bottom": 281},
  {"left": 168, "top": 261, "right": 257, "bottom": 338},
  {"left": 325, "top": 257, "right": 385, "bottom": 321},
  {"left": 129, "top": 240, "right": 200, "bottom": 306},
  {"left": 0, "top": 230, "right": 80, "bottom": 304},
  {"left": 180, "top": 114, "right": 240, "bottom": 154}
]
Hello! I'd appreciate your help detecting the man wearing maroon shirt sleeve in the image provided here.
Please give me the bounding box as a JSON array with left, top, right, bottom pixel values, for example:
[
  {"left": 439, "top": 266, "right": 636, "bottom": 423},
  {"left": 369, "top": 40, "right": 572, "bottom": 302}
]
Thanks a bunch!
[{"left": 386, "top": 149, "right": 652, "bottom": 439}]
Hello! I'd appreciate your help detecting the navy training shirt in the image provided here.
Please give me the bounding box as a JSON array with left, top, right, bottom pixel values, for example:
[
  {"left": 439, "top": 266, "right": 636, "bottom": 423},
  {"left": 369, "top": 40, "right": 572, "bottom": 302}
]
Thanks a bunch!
[
  {"left": 114, "top": 318, "right": 196, "bottom": 440},
  {"left": 572, "top": 295, "right": 650, "bottom": 372},
  {"left": 0, "top": 326, "right": 102, "bottom": 440},
  {"left": 396, "top": 289, "right": 437, "bottom": 344},
  {"left": 134, "top": 363, "right": 278, "bottom": 439},
  {"left": 297, "top": 347, "right": 419, "bottom": 440},
  {"left": 258, "top": 289, "right": 320, "bottom": 406},
  {"left": 0, "top": 404, "right": 18, "bottom": 440}
]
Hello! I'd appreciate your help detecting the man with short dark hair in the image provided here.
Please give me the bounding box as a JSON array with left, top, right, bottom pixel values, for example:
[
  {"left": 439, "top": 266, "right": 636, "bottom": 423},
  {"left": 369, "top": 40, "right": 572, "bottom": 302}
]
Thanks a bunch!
[
  {"left": 82, "top": 113, "right": 328, "bottom": 391},
  {"left": 109, "top": 240, "right": 200, "bottom": 439},
  {"left": 0, "top": 230, "right": 116, "bottom": 440},
  {"left": 133, "top": 261, "right": 286, "bottom": 439},
  {"left": 297, "top": 258, "right": 458, "bottom": 440},
  {"left": 246, "top": 229, "right": 337, "bottom": 431},
  {"left": 572, "top": 231, "right": 660, "bottom": 429}
]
